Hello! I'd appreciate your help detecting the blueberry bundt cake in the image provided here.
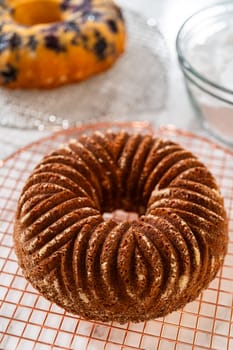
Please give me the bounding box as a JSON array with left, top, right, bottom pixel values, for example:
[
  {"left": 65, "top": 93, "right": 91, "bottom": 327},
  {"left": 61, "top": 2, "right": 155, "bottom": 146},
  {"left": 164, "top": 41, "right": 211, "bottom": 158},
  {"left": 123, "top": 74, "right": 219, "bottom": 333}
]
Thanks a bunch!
[
  {"left": 0, "top": 0, "right": 126, "bottom": 88},
  {"left": 14, "top": 131, "right": 228, "bottom": 323}
]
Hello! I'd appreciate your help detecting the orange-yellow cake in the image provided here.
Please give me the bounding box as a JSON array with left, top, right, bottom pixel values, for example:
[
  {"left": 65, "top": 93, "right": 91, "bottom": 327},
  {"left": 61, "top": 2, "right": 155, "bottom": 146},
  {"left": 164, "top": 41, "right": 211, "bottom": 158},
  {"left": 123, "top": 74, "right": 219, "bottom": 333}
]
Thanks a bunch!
[
  {"left": 14, "top": 131, "right": 228, "bottom": 323},
  {"left": 0, "top": 0, "right": 126, "bottom": 88}
]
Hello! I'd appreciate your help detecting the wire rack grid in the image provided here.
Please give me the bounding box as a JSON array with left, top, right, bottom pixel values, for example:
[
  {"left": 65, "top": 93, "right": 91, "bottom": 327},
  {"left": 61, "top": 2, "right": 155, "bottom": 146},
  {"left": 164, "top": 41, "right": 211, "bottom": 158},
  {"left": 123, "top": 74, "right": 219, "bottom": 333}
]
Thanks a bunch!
[{"left": 0, "top": 121, "right": 233, "bottom": 350}]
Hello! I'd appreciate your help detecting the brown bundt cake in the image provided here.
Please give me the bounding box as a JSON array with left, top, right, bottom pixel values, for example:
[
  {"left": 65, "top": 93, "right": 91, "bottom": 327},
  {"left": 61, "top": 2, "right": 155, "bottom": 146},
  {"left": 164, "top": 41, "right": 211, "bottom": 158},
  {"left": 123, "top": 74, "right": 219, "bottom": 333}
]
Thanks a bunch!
[{"left": 14, "top": 131, "right": 228, "bottom": 323}]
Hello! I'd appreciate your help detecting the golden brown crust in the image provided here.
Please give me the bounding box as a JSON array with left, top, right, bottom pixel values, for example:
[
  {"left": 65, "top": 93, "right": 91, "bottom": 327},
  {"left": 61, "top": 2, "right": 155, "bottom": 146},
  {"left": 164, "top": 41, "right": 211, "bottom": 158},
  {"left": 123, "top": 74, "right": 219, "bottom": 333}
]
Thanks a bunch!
[
  {"left": 0, "top": 0, "right": 126, "bottom": 88},
  {"left": 14, "top": 131, "right": 228, "bottom": 323}
]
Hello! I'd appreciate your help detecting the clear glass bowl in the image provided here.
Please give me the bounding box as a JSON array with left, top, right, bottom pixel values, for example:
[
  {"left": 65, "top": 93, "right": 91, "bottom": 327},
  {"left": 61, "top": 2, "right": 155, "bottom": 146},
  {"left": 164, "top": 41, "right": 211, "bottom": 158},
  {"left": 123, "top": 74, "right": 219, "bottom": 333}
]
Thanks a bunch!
[{"left": 176, "top": 2, "right": 233, "bottom": 146}]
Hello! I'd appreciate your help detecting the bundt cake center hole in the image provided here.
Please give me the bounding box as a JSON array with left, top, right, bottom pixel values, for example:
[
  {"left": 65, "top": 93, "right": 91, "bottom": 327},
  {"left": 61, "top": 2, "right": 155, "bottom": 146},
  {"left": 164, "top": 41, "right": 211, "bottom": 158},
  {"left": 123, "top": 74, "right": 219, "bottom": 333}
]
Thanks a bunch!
[
  {"left": 103, "top": 209, "right": 139, "bottom": 223},
  {"left": 12, "top": 1, "right": 63, "bottom": 26}
]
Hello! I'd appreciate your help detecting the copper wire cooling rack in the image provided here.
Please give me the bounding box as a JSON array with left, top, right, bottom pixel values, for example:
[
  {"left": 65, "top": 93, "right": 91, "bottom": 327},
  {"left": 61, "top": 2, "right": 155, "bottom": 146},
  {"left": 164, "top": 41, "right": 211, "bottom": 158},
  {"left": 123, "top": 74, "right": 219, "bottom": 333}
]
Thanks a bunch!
[{"left": 0, "top": 121, "right": 233, "bottom": 350}]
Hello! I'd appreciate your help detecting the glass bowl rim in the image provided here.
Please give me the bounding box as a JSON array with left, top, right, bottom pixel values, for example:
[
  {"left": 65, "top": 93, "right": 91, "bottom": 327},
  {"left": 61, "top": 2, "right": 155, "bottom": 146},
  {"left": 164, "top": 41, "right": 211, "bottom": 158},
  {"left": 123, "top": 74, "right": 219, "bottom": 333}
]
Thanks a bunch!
[{"left": 176, "top": 1, "right": 233, "bottom": 96}]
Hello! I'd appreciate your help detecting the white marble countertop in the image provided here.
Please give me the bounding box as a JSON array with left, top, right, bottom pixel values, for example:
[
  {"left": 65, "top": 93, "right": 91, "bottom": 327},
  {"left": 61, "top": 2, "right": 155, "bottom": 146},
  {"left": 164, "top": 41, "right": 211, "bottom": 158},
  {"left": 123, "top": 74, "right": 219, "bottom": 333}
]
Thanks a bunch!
[{"left": 0, "top": 0, "right": 232, "bottom": 160}]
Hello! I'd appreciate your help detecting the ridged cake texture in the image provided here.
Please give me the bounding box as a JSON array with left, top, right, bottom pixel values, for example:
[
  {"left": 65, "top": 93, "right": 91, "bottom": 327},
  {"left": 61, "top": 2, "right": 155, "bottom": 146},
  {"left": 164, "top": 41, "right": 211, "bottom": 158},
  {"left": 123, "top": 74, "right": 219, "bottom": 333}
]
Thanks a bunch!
[{"left": 14, "top": 131, "right": 228, "bottom": 323}]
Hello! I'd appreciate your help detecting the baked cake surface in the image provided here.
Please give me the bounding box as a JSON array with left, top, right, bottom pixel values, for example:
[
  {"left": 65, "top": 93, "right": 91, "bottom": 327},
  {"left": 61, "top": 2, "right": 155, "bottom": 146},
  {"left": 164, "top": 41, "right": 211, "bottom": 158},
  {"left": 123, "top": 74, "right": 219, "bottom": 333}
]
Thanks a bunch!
[
  {"left": 14, "top": 131, "right": 228, "bottom": 323},
  {"left": 0, "top": 0, "right": 126, "bottom": 88}
]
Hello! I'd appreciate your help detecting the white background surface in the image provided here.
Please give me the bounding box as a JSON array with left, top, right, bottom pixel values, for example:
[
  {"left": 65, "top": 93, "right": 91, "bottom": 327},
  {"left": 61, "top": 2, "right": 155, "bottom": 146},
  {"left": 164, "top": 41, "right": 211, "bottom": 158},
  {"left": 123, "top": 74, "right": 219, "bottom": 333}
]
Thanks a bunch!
[
  {"left": 0, "top": 0, "right": 231, "bottom": 158},
  {"left": 1, "top": 3, "right": 233, "bottom": 349}
]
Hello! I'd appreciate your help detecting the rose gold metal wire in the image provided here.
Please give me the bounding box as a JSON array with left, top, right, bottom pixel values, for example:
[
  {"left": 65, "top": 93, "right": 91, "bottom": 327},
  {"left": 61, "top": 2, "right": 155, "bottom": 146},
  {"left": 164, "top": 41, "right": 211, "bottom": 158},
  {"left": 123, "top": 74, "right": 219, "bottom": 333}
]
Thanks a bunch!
[{"left": 0, "top": 122, "right": 232, "bottom": 350}]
